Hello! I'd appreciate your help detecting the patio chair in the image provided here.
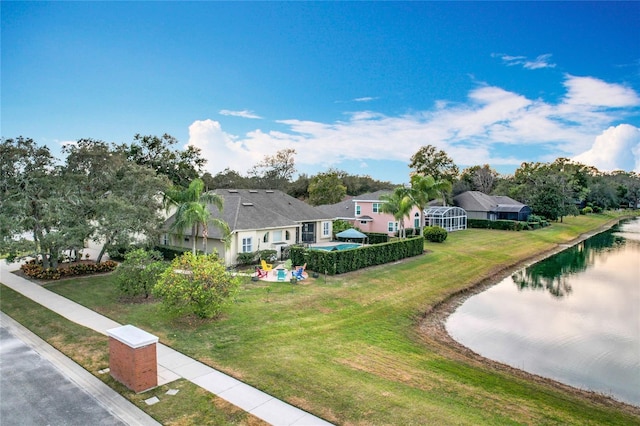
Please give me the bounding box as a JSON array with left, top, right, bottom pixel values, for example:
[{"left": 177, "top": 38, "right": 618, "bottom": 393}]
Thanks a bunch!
[
  {"left": 276, "top": 268, "right": 287, "bottom": 281},
  {"left": 261, "top": 259, "right": 273, "bottom": 272},
  {"left": 292, "top": 263, "right": 306, "bottom": 280},
  {"left": 255, "top": 267, "right": 268, "bottom": 279}
]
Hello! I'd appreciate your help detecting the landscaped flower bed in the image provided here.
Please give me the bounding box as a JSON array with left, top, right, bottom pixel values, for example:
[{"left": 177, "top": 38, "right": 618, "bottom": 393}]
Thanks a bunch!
[{"left": 20, "top": 260, "right": 118, "bottom": 280}]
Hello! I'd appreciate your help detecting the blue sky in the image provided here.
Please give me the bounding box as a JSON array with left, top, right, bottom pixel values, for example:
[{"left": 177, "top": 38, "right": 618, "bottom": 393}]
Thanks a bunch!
[{"left": 2, "top": 1, "right": 639, "bottom": 184}]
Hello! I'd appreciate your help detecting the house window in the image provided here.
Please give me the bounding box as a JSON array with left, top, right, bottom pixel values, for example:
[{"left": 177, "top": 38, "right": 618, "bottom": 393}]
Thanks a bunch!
[
  {"left": 355, "top": 205, "right": 361, "bottom": 215},
  {"left": 285, "top": 230, "right": 290, "bottom": 240},
  {"left": 263, "top": 232, "right": 269, "bottom": 243},
  {"left": 414, "top": 212, "right": 420, "bottom": 229},
  {"left": 242, "top": 237, "right": 253, "bottom": 253},
  {"left": 388, "top": 222, "right": 398, "bottom": 232},
  {"left": 162, "top": 234, "right": 168, "bottom": 245},
  {"left": 273, "top": 230, "right": 283, "bottom": 242},
  {"left": 322, "top": 221, "right": 330, "bottom": 237},
  {"left": 373, "top": 203, "right": 382, "bottom": 213}
]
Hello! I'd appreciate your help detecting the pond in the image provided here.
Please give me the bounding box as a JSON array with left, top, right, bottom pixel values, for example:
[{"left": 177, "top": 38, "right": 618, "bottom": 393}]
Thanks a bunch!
[{"left": 446, "top": 218, "right": 640, "bottom": 406}]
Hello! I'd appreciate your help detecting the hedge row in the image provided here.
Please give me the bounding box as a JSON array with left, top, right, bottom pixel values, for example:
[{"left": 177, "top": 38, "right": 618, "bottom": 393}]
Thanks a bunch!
[
  {"left": 290, "top": 236, "right": 424, "bottom": 275},
  {"left": 467, "top": 219, "right": 550, "bottom": 231},
  {"left": 20, "top": 260, "right": 118, "bottom": 280}
]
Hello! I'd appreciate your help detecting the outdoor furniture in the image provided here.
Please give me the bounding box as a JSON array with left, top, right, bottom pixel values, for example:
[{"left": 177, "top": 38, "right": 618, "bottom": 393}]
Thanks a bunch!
[
  {"left": 261, "top": 259, "right": 273, "bottom": 272},
  {"left": 291, "top": 263, "right": 306, "bottom": 280},
  {"left": 255, "top": 267, "right": 268, "bottom": 279},
  {"left": 276, "top": 268, "right": 287, "bottom": 281}
]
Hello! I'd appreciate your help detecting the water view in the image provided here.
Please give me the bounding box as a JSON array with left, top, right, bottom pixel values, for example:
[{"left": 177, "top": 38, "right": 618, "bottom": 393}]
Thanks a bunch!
[{"left": 446, "top": 218, "right": 640, "bottom": 406}]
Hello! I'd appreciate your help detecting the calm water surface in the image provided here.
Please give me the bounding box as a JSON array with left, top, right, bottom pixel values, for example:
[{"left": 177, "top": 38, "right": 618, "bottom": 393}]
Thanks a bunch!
[{"left": 446, "top": 218, "right": 640, "bottom": 406}]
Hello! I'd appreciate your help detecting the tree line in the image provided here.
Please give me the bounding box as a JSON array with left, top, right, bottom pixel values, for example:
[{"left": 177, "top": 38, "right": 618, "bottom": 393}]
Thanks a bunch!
[{"left": 3, "top": 134, "right": 638, "bottom": 266}]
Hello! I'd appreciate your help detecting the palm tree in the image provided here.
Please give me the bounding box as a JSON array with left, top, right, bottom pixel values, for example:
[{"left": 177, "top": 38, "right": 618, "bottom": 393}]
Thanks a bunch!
[
  {"left": 380, "top": 187, "right": 413, "bottom": 238},
  {"left": 409, "top": 174, "right": 452, "bottom": 236},
  {"left": 164, "top": 179, "right": 229, "bottom": 254}
]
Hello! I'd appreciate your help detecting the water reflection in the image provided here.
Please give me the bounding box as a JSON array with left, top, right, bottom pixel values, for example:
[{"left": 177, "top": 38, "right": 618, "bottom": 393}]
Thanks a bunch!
[
  {"left": 446, "top": 218, "right": 640, "bottom": 406},
  {"left": 512, "top": 230, "right": 627, "bottom": 298}
]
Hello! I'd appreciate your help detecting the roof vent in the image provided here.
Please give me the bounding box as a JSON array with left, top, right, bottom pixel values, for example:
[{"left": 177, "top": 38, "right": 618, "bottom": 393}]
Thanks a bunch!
[
  {"left": 228, "top": 189, "right": 238, "bottom": 193},
  {"left": 265, "top": 190, "right": 274, "bottom": 193},
  {"left": 249, "top": 190, "right": 258, "bottom": 193},
  {"left": 242, "top": 202, "right": 254, "bottom": 206}
]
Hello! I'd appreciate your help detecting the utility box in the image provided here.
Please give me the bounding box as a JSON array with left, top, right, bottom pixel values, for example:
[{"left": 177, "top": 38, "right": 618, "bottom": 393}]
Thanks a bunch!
[{"left": 106, "top": 325, "right": 158, "bottom": 393}]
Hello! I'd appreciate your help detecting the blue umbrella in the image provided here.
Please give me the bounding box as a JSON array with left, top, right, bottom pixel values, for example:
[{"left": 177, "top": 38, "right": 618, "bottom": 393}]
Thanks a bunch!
[{"left": 336, "top": 228, "right": 367, "bottom": 240}]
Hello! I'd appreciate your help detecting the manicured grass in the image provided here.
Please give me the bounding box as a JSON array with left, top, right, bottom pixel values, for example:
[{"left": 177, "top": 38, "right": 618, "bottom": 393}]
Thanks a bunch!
[
  {"left": 5, "top": 213, "right": 640, "bottom": 424},
  {"left": 0, "top": 285, "right": 267, "bottom": 426}
]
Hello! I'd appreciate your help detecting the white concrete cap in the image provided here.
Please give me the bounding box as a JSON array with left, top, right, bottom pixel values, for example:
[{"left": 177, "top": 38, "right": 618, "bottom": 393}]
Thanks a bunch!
[{"left": 106, "top": 324, "right": 158, "bottom": 348}]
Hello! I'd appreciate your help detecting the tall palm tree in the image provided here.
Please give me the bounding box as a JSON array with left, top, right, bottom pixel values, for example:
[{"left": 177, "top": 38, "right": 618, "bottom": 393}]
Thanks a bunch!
[
  {"left": 164, "top": 179, "right": 229, "bottom": 254},
  {"left": 380, "top": 187, "right": 413, "bottom": 238},
  {"left": 409, "top": 174, "right": 452, "bottom": 236}
]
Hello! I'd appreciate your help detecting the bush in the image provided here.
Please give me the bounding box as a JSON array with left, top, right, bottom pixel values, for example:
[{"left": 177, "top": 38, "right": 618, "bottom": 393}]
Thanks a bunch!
[
  {"left": 259, "top": 249, "right": 277, "bottom": 262},
  {"left": 20, "top": 259, "right": 118, "bottom": 280},
  {"left": 236, "top": 251, "right": 256, "bottom": 266},
  {"left": 581, "top": 206, "right": 593, "bottom": 215},
  {"left": 154, "top": 245, "right": 190, "bottom": 261},
  {"left": 153, "top": 252, "right": 240, "bottom": 319},
  {"left": 114, "top": 249, "right": 165, "bottom": 298},
  {"left": 290, "top": 236, "right": 424, "bottom": 275},
  {"left": 363, "top": 232, "right": 389, "bottom": 244},
  {"left": 423, "top": 226, "right": 448, "bottom": 243}
]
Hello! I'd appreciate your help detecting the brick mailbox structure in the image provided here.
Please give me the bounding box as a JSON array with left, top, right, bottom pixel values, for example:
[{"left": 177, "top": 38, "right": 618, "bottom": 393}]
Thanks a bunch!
[{"left": 106, "top": 325, "right": 159, "bottom": 393}]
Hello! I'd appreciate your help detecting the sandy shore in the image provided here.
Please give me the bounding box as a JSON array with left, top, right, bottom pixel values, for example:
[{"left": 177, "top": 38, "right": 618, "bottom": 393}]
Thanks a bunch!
[{"left": 416, "top": 218, "right": 640, "bottom": 416}]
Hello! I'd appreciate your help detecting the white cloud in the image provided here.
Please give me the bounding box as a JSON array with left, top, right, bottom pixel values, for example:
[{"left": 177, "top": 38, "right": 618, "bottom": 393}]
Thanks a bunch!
[
  {"left": 353, "top": 97, "right": 377, "bottom": 102},
  {"left": 219, "top": 109, "right": 262, "bottom": 119},
  {"left": 563, "top": 75, "right": 640, "bottom": 108},
  {"left": 573, "top": 124, "right": 640, "bottom": 172},
  {"left": 494, "top": 53, "right": 556, "bottom": 69},
  {"left": 191, "top": 75, "right": 640, "bottom": 178},
  {"left": 187, "top": 119, "right": 263, "bottom": 174}
]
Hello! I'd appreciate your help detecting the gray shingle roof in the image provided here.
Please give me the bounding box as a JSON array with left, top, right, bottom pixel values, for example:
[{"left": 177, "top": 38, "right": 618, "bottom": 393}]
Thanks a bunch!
[
  {"left": 166, "top": 189, "right": 333, "bottom": 238},
  {"left": 453, "top": 191, "right": 525, "bottom": 212}
]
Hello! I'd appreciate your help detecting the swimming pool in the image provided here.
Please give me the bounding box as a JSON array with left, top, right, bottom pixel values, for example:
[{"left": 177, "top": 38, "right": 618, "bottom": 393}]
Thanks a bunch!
[{"left": 310, "top": 243, "right": 362, "bottom": 251}]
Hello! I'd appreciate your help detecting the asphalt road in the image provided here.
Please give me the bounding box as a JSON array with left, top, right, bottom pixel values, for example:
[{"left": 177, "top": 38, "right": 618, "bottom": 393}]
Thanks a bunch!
[{"left": 0, "top": 325, "right": 125, "bottom": 426}]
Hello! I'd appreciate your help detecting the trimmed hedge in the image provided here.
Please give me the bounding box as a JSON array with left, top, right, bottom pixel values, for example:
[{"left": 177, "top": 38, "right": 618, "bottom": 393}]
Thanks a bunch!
[
  {"left": 423, "top": 226, "right": 448, "bottom": 243},
  {"left": 20, "top": 260, "right": 118, "bottom": 280},
  {"left": 290, "top": 236, "right": 424, "bottom": 275},
  {"left": 467, "top": 219, "right": 533, "bottom": 231},
  {"left": 363, "top": 232, "right": 389, "bottom": 244},
  {"left": 154, "top": 245, "right": 191, "bottom": 260}
]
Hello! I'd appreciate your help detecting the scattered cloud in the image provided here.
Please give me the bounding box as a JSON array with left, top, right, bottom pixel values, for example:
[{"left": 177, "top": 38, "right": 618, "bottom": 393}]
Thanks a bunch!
[
  {"left": 219, "top": 109, "right": 262, "bottom": 119},
  {"left": 191, "top": 75, "right": 640, "bottom": 179},
  {"left": 353, "top": 97, "right": 378, "bottom": 102},
  {"left": 573, "top": 124, "right": 640, "bottom": 172},
  {"left": 494, "top": 53, "right": 556, "bottom": 69}
]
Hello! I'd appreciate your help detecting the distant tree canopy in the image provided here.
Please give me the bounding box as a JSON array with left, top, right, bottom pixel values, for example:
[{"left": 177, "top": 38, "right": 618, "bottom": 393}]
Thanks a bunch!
[
  {"left": 1, "top": 136, "right": 171, "bottom": 266},
  {"left": 409, "top": 145, "right": 459, "bottom": 184}
]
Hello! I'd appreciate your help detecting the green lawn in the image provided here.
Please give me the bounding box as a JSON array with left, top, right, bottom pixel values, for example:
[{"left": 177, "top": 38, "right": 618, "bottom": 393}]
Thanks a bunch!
[{"left": 4, "top": 213, "right": 640, "bottom": 425}]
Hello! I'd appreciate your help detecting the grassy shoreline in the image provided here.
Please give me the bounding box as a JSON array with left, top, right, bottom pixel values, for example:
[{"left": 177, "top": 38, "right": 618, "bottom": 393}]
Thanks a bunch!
[{"left": 2, "top": 213, "right": 639, "bottom": 425}]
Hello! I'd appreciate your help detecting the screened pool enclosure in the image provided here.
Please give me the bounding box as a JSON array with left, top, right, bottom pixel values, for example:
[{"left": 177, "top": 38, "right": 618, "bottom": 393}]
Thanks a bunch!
[{"left": 424, "top": 206, "right": 467, "bottom": 232}]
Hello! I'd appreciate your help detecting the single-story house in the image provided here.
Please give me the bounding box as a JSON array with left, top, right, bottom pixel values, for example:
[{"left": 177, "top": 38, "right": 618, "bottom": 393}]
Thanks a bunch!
[
  {"left": 453, "top": 191, "right": 531, "bottom": 222},
  {"left": 162, "top": 189, "right": 334, "bottom": 266},
  {"left": 317, "top": 190, "right": 423, "bottom": 236}
]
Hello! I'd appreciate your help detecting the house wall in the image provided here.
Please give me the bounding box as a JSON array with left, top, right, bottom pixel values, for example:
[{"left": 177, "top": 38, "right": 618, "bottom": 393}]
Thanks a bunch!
[
  {"left": 353, "top": 201, "right": 422, "bottom": 235},
  {"left": 465, "top": 210, "right": 490, "bottom": 220}
]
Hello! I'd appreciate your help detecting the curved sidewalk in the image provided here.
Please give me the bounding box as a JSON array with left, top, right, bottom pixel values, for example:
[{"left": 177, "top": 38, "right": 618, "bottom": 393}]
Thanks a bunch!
[{"left": 0, "top": 261, "right": 332, "bottom": 426}]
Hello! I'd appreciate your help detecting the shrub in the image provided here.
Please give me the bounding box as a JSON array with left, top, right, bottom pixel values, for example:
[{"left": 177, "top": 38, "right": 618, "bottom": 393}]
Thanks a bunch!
[
  {"left": 236, "top": 251, "right": 256, "bottom": 266},
  {"left": 114, "top": 249, "right": 165, "bottom": 298},
  {"left": 363, "top": 232, "right": 389, "bottom": 244},
  {"left": 290, "top": 236, "right": 424, "bottom": 275},
  {"left": 423, "top": 226, "right": 448, "bottom": 243},
  {"left": 20, "top": 259, "right": 118, "bottom": 280},
  {"left": 154, "top": 245, "right": 190, "bottom": 261},
  {"left": 259, "top": 249, "right": 277, "bottom": 262},
  {"left": 581, "top": 206, "right": 593, "bottom": 215},
  {"left": 153, "top": 252, "right": 240, "bottom": 319}
]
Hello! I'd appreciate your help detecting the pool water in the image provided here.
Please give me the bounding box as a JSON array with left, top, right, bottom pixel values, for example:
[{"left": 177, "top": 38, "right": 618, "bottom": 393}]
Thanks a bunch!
[{"left": 310, "top": 243, "right": 362, "bottom": 251}]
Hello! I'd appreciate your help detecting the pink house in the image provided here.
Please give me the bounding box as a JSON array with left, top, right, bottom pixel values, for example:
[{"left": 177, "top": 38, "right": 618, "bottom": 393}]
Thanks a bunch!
[{"left": 318, "top": 190, "right": 423, "bottom": 236}]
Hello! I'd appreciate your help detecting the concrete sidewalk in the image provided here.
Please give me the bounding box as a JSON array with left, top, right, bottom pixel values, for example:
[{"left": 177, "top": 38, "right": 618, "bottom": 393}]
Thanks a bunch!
[{"left": 0, "top": 261, "right": 332, "bottom": 426}]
